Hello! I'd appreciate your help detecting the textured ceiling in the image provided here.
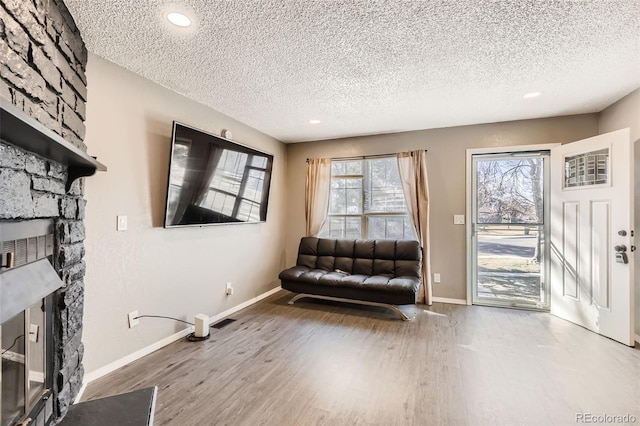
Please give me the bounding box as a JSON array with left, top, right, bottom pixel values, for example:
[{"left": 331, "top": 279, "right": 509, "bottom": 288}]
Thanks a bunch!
[{"left": 64, "top": 1, "right": 640, "bottom": 143}]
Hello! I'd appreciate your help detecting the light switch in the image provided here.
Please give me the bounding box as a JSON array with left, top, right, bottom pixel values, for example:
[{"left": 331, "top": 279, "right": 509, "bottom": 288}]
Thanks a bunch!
[
  {"left": 454, "top": 215, "right": 465, "bottom": 225},
  {"left": 117, "top": 215, "right": 128, "bottom": 231}
]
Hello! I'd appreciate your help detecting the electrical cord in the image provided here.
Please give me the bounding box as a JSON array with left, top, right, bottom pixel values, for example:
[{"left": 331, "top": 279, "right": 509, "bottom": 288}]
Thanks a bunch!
[
  {"left": 133, "top": 315, "right": 211, "bottom": 342},
  {"left": 134, "top": 315, "right": 195, "bottom": 326},
  {"left": 2, "top": 334, "right": 25, "bottom": 355}
]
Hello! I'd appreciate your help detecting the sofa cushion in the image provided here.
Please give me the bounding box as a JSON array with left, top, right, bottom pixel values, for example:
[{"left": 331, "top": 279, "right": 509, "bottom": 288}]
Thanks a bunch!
[
  {"left": 316, "top": 271, "right": 350, "bottom": 286},
  {"left": 354, "top": 240, "right": 375, "bottom": 259},
  {"left": 317, "top": 238, "right": 337, "bottom": 255},
  {"left": 278, "top": 266, "right": 309, "bottom": 281},
  {"left": 297, "top": 253, "right": 317, "bottom": 269},
  {"left": 296, "top": 237, "right": 317, "bottom": 268},
  {"left": 395, "top": 240, "right": 421, "bottom": 260},
  {"left": 335, "top": 239, "right": 355, "bottom": 257},
  {"left": 373, "top": 240, "right": 397, "bottom": 259},
  {"left": 353, "top": 258, "right": 374, "bottom": 275},
  {"left": 334, "top": 257, "right": 354, "bottom": 274},
  {"left": 372, "top": 259, "right": 394, "bottom": 276}
]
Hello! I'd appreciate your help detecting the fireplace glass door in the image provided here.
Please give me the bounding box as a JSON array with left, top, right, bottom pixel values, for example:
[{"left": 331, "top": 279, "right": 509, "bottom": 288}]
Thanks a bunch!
[{"left": 1, "top": 300, "right": 47, "bottom": 426}]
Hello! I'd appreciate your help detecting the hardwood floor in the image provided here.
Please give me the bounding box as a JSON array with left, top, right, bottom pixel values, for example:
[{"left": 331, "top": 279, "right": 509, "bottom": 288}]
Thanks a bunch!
[{"left": 82, "top": 291, "right": 640, "bottom": 425}]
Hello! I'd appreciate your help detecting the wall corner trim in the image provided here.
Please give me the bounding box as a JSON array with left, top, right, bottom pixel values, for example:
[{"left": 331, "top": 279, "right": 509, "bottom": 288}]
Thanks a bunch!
[{"left": 75, "top": 286, "right": 283, "bottom": 403}]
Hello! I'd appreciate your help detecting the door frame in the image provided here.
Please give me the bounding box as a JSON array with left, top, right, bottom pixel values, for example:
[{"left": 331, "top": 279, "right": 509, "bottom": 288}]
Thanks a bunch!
[{"left": 465, "top": 144, "right": 560, "bottom": 305}]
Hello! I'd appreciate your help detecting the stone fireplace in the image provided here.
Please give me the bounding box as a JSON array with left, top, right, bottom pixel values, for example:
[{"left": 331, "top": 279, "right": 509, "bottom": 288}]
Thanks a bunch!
[{"left": 0, "top": 0, "right": 104, "bottom": 424}]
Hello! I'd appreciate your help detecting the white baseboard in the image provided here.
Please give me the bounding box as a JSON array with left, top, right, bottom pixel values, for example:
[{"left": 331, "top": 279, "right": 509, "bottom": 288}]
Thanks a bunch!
[
  {"left": 76, "top": 286, "right": 282, "bottom": 403},
  {"left": 432, "top": 297, "right": 469, "bottom": 305},
  {"left": 635, "top": 334, "right": 640, "bottom": 344},
  {"left": 74, "top": 382, "right": 87, "bottom": 405}
]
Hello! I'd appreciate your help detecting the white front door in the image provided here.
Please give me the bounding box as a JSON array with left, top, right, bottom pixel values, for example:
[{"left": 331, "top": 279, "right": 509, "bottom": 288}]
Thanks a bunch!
[{"left": 550, "top": 129, "right": 635, "bottom": 346}]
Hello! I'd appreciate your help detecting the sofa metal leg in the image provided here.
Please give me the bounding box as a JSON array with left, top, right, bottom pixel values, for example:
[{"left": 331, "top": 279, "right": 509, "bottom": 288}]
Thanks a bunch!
[
  {"left": 386, "top": 304, "right": 411, "bottom": 321},
  {"left": 287, "top": 293, "right": 411, "bottom": 321},
  {"left": 287, "top": 293, "right": 309, "bottom": 305}
]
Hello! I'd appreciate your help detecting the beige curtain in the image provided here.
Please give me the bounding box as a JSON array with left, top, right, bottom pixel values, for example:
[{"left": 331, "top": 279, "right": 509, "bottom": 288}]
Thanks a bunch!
[
  {"left": 305, "top": 158, "right": 332, "bottom": 236},
  {"left": 397, "top": 150, "right": 432, "bottom": 305}
]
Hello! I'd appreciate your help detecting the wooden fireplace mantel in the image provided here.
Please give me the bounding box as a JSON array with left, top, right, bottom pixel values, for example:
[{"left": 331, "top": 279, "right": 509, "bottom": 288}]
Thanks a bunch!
[{"left": 0, "top": 98, "right": 107, "bottom": 192}]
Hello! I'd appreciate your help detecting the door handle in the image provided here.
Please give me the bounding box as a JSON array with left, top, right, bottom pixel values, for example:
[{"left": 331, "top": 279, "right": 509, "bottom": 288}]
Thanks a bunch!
[{"left": 614, "top": 245, "right": 629, "bottom": 264}]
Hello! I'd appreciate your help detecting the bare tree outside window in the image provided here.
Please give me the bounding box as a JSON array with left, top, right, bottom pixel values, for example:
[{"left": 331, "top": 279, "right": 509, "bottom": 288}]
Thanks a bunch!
[{"left": 476, "top": 158, "right": 544, "bottom": 262}]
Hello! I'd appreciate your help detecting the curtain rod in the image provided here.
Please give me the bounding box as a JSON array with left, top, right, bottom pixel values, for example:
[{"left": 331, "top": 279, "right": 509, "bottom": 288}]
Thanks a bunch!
[{"left": 306, "top": 150, "right": 427, "bottom": 163}]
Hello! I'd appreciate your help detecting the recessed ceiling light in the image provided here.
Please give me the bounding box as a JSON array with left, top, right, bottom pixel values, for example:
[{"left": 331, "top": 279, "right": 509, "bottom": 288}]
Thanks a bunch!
[
  {"left": 167, "top": 12, "right": 191, "bottom": 27},
  {"left": 309, "top": 119, "right": 321, "bottom": 124},
  {"left": 523, "top": 92, "right": 541, "bottom": 99}
]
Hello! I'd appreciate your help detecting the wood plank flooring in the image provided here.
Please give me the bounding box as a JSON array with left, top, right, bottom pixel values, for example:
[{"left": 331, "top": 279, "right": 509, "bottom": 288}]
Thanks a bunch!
[{"left": 82, "top": 291, "right": 640, "bottom": 425}]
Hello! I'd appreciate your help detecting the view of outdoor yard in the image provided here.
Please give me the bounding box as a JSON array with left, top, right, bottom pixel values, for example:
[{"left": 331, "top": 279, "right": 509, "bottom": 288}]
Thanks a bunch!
[{"left": 477, "top": 225, "right": 543, "bottom": 304}]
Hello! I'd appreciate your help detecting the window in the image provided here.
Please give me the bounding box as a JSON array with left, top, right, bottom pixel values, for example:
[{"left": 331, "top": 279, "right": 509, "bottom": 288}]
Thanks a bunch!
[{"left": 319, "top": 157, "right": 416, "bottom": 240}]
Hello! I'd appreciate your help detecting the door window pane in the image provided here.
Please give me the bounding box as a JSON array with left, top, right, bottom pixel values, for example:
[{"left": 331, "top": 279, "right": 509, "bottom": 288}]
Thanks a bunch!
[
  {"left": 476, "top": 158, "right": 544, "bottom": 224},
  {"left": 564, "top": 148, "right": 609, "bottom": 188}
]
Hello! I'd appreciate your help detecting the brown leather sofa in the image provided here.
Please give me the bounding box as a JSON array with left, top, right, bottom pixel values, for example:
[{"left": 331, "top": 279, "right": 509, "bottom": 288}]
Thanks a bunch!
[{"left": 279, "top": 237, "right": 422, "bottom": 320}]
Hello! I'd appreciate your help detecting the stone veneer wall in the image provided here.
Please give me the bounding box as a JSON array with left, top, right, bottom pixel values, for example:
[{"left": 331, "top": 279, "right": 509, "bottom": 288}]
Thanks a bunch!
[{"left": 0, "top": 0, "right": 88, "bottom": 420}]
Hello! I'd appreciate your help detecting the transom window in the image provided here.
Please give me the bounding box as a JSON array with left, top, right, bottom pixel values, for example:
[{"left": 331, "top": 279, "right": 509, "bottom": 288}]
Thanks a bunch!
[{"left": 319, "top": 157, "right": 416, "bottom": 240}]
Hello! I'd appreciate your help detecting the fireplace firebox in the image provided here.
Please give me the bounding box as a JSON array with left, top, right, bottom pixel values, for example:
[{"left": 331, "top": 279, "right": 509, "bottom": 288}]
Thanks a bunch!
[{"left": 1, "top": 220, "right": 61, "bottom": 426}]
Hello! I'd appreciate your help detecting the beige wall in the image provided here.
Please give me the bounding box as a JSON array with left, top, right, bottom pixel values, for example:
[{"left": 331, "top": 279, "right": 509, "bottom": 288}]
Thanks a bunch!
[
  {"left": 599, "top": 89, "right": 640, "bottom": 142},
  {"left": 82, "top": 54, "right": 288, "bottom": 375},
  {"left": 598, "top": 88, "right": 640, "bottom": 338},
  {"left": 286, "top": 115, "right": 599, "bottom": 301}
]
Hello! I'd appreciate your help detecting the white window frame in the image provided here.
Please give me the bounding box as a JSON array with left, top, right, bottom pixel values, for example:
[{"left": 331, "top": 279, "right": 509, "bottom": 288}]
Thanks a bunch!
[{"left": 321, "top": 156, "right": 416, "bottom": 240}]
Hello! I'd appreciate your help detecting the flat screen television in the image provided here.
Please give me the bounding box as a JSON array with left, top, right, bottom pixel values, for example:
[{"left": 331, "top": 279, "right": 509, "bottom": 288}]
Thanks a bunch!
[{"left": 163, "top": 122, "right": 273, "bottom": 228}]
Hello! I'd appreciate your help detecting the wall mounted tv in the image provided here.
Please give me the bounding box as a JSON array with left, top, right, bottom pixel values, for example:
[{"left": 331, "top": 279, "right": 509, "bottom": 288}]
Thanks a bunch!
[{"left": 163, "top": 122, "right": 273, "bottom": 228}]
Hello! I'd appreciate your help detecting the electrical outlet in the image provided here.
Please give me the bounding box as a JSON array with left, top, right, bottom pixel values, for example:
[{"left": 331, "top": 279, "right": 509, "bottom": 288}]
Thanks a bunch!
[
  {"left": 225, "top": 282, "right": 233, "bottom": 296},
  {"left": 453, "top": 215, "right": 465, "bottom": 225},
  {"left": 434, "top": 273, "right": 441, "bottom": 283},
  {"left": 128, "top": 310, "right": 139, "bottom": 328},
  {"left": 29, "top": 324, "right": 39, "bottom": 343}
]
